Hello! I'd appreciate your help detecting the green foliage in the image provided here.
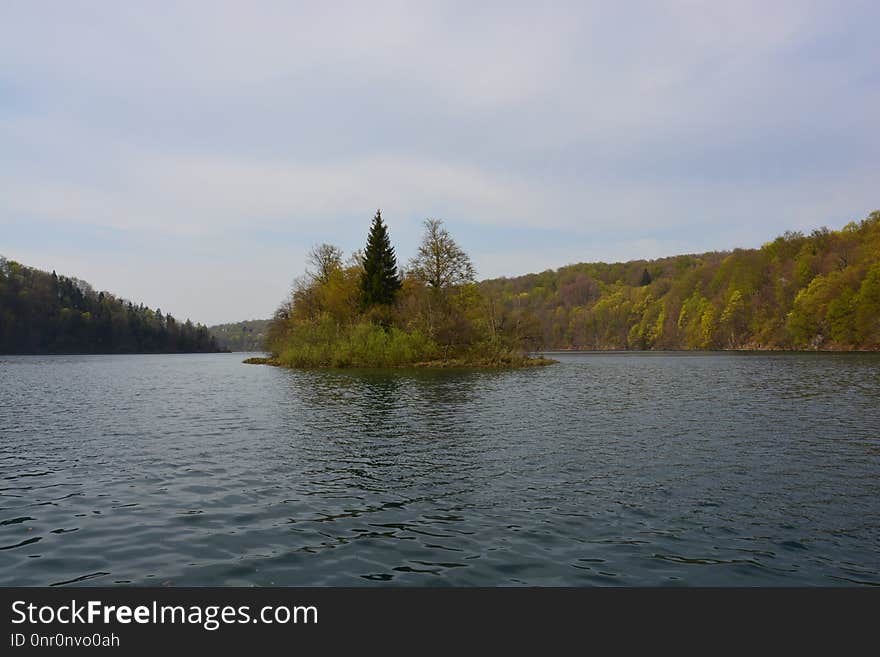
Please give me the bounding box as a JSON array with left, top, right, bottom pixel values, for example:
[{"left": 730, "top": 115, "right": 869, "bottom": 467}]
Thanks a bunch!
[
  {"left": 0, "top": 258, "right": 221, "bottom": 354},
  {"left": 266, "top": 215, "right": 547, "bottom": 368},
  {"left": 275, "top": 320, "right": 440, "bottom": 368},
  {"left": 209, "top": 319, "right": 270, "bottom": 351},
  {"left": 264, "top": 210, "right": 880, "bottom": 363},
  {"left": 359, "top": 210, "right": 401, "bottom": 309},
  {"left": 854, "top": 261, "right": 880, "bottom": 346},
  {"left": 408, "top": 218, "right": 475, "bottom": 289},
  {"left": 475, "top": 210, "right": 880, "bottom": 351},
  {"left": 719, "top": 289, "right": 747, "bottom": 347}
]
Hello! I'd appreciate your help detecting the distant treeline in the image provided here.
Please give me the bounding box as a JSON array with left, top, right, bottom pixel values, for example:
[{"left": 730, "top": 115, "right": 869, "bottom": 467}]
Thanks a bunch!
[
  {"left": 0, "top": 258, "right": 222, "bottom": 354},
  {"left": 480, "top": 211, "right": 880, "bottom": 351},
  {"left": 209, "top": 319, "right": 270, "bottom": 351}
]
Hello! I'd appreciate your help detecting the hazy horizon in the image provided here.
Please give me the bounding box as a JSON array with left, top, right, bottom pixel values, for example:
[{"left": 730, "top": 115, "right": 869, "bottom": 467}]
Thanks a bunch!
[{"left": 2, "top": 1, "right": 878, "bottom": 325}]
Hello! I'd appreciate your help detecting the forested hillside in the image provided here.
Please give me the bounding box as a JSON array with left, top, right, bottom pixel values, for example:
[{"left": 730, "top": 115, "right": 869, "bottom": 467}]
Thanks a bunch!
[
  {"left": 209, "top": 319, "right": 270, "bottom": 351},
  {"left": 0, "top": 258, "right": 222, "bottom": 354},
  {"left": 6, "top": 211, "right": 878, "bottom": 358},
  {"left": 480, "top": 211, "right": 880, "bottom": 350}
]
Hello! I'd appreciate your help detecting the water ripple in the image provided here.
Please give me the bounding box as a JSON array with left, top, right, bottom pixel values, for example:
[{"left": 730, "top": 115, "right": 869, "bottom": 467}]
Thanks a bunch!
[{"left": 0, "top": 352, "right": 878, "bottom": 586}]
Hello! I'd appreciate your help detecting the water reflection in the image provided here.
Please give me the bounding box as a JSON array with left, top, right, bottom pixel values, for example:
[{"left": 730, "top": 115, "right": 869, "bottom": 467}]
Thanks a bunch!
[{"left": 267, "top": 367, "right": 496, "bottom": 578}]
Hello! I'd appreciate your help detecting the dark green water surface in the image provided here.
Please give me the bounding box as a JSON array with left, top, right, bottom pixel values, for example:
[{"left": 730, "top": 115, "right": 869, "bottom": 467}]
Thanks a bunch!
[{"left": 1, "top": 351, "right": 878, "bottom": 586}]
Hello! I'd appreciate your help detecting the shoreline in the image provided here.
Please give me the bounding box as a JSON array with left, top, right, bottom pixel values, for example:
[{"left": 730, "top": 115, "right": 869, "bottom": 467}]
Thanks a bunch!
[{"left": 242, "top": 355, "right": 558, "bottom": 369}]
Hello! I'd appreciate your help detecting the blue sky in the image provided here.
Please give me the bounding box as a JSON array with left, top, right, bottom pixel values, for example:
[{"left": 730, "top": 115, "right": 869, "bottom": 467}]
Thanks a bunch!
[{"left": 1, "top": 1, "right": 878, "bottom": 325}]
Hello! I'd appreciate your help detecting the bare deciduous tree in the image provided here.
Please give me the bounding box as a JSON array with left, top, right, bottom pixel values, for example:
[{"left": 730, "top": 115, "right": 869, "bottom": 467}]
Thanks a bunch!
[
  {"left": 408, "top": 219, "right": 475, "bottom": 290},
  {"left": 307, "top": 243, "right": 344, "bottom": 284}
]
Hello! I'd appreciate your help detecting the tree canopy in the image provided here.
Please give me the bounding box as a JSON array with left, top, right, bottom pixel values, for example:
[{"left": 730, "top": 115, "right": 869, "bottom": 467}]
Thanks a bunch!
[
  {"left": 265, "top": 209, "right": 880, "bottom": 367},
  {"left": 408, "top": 218, "right": 475, "bottom": 290},
  {"left": 477, "top": 210, "right": 880, "bottom": 351},
  {"left": 265, "top": 212, "right": 543, "bottom": 367},
  {"left": 359, "top": 210, "right": 401, "bottom": 308},
  {"left": 260, "top": 209, "right": 880, "bottom": 368},
  {"left": 209, "top": 319, "right": 270, "bottom": 352},
  {"left": 0, "top": 258, "right": 221, "bottom": 354},
  {"left": 307, "top": 243, "right": 344, "bottom": 284}
]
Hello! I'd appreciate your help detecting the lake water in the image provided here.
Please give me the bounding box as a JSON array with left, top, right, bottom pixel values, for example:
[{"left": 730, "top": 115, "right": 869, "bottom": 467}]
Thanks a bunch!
[{"left": 1, "top": 352, "right": 878, "bottom": 586}]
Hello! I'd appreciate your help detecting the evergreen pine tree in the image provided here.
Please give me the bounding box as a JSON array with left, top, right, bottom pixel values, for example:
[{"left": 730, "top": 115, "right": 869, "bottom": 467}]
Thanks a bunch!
[
  {"left": 359, "top": 209, "right": 401, "bottom": 308},
  {"left": 639, "top": 268, "right": 652, "bottom": 286}
]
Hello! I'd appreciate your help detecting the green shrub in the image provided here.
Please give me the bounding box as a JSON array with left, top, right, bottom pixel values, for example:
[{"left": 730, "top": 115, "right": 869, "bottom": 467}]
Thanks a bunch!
[{"left": 273, "top": 319, "right": 442, "bottom": 368}]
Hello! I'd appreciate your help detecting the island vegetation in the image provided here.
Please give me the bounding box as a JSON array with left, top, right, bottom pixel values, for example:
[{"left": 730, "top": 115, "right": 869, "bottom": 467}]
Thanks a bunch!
[
  {"left": 260, "top": 209, "right": 880, "bottom": 365},
  {"left": 0, "top": 257, "right": 222, "bottom": 354},
  {"left": 262, "top": 211, "right": 553, "bottom": 368}
]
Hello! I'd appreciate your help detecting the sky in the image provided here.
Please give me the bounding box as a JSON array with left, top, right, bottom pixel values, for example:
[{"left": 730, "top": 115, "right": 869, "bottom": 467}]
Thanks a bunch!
[{"left": 1, "top": 1, "right": 878, "bottom": 326}]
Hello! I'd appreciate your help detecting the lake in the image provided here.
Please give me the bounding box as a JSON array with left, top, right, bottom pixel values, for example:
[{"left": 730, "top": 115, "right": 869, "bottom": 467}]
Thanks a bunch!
[{"left": 1, "top": 351, "right": 878, "bottom": 586}]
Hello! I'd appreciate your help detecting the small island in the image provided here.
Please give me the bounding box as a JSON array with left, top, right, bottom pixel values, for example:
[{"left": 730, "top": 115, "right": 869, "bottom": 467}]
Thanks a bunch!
[{"left": 251, "top": 211, "right": 555, "bottom": 369}]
